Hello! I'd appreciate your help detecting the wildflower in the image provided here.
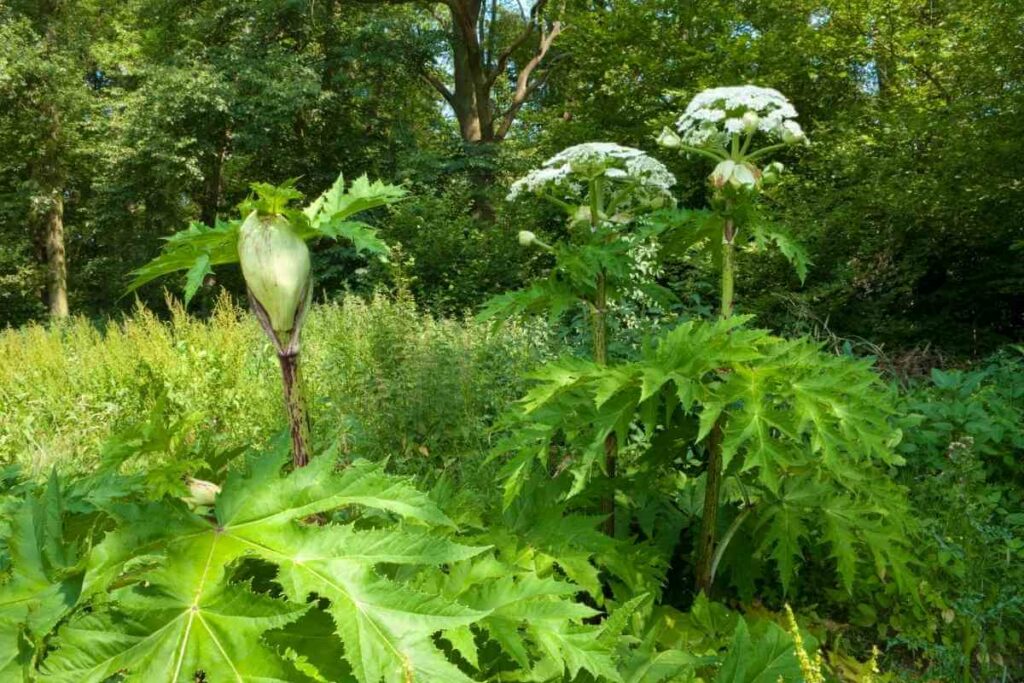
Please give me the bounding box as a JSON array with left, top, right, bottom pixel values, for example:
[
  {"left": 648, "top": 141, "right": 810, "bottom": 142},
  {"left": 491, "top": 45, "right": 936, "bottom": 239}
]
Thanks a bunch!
[
  {"left": 507, "top": 142, "right": 676, "bottom": 202},
  {"left": 675, "top": 85, "right": 807, "bottom": 148},
  {"left": 518, "top": 230, "right": 537, "bottom": 247},
  {"left": 784, "top": 604, "right": 825, "bottom": 683}
]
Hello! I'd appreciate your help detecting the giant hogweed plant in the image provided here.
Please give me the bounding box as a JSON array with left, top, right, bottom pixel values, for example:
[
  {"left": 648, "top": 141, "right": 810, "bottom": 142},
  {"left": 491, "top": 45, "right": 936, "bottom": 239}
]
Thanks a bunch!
[
  {"left": 127, "top": 174, "right": 406, "bottom": 467},
  {"left": 0, "top": 446, "right": 831, "bottom": 682},
  {"left": 658, "top": 86, "right": 812, "bottom": 592},
  {"left": 484, "top": 143, "right": 679, "bottom": 534},
  {"left": 492, "top": 88, "right": 916, "bottom": 598}
]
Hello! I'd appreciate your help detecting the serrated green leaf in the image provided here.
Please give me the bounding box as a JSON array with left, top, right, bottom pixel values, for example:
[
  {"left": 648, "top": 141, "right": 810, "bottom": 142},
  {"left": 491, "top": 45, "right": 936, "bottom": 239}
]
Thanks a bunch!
[{"left": 44, "top": 452, "right": 490, "bottom": 683}]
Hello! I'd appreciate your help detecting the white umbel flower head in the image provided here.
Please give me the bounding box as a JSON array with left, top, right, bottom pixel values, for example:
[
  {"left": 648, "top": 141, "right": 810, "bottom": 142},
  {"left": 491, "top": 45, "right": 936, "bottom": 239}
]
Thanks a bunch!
[
  {"left": 507, "top": 142, "right": 676, "bottom": 202},
  {"left": 675, "top": 86, "right": 807, "bottom": 148}
]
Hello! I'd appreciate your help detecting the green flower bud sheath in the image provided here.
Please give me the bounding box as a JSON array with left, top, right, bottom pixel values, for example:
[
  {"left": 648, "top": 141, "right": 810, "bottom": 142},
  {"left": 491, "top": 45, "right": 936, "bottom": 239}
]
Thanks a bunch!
[
  {"left": 238, "top": 210, "right": 314, "bottom": 468},
  {"left": 238, "top": 211, "right": 311, "bottom": 338}
]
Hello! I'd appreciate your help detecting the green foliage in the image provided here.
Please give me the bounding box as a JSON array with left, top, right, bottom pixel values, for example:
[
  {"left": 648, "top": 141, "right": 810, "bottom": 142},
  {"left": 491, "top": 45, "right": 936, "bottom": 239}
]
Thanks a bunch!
[
  {"left": 41, "top": 452, "right": 489, "bottom": 681},
  {"left": 0, "top": 420, "right": 678, "bottom": 681},
  {"left": 496, "top": 315, "right": 915, "bottom": 594},
  {"left": 0, "top": 295, "right": 539, "bottom": 474},
  {"left": 127, "top": 174, "right": 405, "bottom": 305},
  {"left": 0, "top": 475, "right": 83, "bottom": 678},
  {"left": 866, "top": 352, "right": 1024, "bottom": 679}
]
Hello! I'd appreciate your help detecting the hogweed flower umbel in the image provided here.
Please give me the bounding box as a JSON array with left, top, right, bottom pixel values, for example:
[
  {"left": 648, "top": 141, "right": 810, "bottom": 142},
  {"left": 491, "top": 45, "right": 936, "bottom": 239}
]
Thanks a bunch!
[
  {"left": 659, "top": 85, "right": 807, "bottom": 196},
  {"left": 507, "top": 142, "right": 675, "bottom": 206},
  {"left": 675, "top": 85, "right": 806, "bottom": 149}
]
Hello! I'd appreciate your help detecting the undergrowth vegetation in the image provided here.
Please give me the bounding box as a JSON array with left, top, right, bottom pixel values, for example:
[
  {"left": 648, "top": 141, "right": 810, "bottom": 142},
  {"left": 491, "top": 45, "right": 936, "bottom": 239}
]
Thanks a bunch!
[{"left": 0, "top": 293, "right": 539, "bottom": 475}]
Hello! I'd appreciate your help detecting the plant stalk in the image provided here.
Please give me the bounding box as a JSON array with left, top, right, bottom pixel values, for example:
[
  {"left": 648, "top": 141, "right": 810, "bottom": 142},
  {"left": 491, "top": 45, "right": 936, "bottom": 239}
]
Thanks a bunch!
[
  {"left": 277, "top": 350, "right": 311, "bottom": 468},
  {"left": 709, "top": 505, "right": 752, "bottom": 583},
  {"left": 593, "top": 270, "right": 616, "bottom": 536},
  {"left": 695, "top": 211, "right": 736, "bottom": 594},
  {"left": 590, "top": 175, "right": 617, "bottom": 536},
  {"left": 248, "top": 284, "right": 313, "bottom": 469}
]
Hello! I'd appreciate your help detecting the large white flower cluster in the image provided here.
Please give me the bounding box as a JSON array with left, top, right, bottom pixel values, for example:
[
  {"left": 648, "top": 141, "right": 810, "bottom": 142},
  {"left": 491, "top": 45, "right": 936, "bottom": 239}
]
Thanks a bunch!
[
  {"left": 675, "top": 86, "right": 806, "bottom": 147},
  {"left": 507, "top": 142, "right": 676, "bottom": 201}
]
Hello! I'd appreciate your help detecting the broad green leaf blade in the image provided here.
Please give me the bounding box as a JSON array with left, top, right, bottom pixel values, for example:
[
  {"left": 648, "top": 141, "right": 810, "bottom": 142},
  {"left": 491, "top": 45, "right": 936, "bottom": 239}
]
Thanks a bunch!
[
  {"left": 715, "top": 619, "right": 800, "bottom": 683},
  {"left": 264, "top": 609, "right": 357, "bottom": 683},
  {"left": 301, "top": 172, "right": 405, "bottom": 225},
  {"left": 183, "top": 253, "right": 213, "bottom": 307},
  {"left": 217, "top": 454, "right": 455, "bottom": 529},
  {"left": 43, "top": 549, "right": 307, "bottom": 682},
  {"left": 0, "top": 474, "right": 82, "bottom": 662},
  {"left": 126, "top": 220, "right": 241, "bottom": 295}
]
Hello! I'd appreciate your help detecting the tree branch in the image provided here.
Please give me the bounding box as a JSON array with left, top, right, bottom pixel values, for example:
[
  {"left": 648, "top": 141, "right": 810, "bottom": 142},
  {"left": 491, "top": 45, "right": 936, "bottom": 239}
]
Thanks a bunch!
[
  {"left": 494, "top": 20, "right": 563, "bottom": 139},
  {"left": 420, "top": 69, "right": 457, "bottom": 108},
  {"left": 486, "top": 0, "right": 550, "bottom": 87}
]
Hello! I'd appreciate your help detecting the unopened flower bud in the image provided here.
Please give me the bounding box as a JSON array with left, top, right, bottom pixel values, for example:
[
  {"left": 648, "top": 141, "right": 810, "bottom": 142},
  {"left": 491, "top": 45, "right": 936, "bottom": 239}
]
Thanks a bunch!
[
  {"left": 782, "top": 121, "right": 807, "bottom": 145},
  {"left": 762, "top": 161, "right": 785, "bottom": 184},
  {"left": 518, "top": 230, "right": 537, "bottom": 247},
  {"left": 741, "top": 111, "right": 760, "bottom": 133},
  {"left": 183, "top": 477, "right": 221, "bottom": 508},
  {"left": 731, "top": 162, "right": 758, "bottom": 189},
  {"left": 656, "top": 127, "right": 683, "bottom": 149},
  {"left": 710, "top": 160, "right": 761, "bottom": 191},
  {"left": 710, "top": 160, "right": 735, "bottom": 189},
  {"left": 238, "top": 210, "right": 311, "bottom": 335}
]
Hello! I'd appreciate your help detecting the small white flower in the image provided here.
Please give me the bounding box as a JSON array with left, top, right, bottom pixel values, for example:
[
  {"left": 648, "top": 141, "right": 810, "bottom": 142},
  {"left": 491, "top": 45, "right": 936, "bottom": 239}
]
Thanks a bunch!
[
  {"left": 518, "top": 230, "right": 537, "bottom": 247},
  {"left": 506, "top": 142, "right": 676, "bottom": 202},
  {"left": 675, "top": 85, "right": 806, "bottom": 148}
]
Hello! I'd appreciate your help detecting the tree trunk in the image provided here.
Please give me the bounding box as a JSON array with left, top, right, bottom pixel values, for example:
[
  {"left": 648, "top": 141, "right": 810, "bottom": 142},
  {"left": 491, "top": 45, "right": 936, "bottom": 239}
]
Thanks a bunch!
[
  {"left": 200, "top": 127, "right": 230, "bottom": 226},
  {"left": 44, "top": 189, "right": 68, "bottom": 319},
  {"left": 450, "top": 23, "right": 491, "bottom": 143}
]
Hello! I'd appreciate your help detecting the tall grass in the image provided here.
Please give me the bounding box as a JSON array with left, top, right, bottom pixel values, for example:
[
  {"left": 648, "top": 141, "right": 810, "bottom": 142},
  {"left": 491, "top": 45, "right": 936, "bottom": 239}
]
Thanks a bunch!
[{"left": 0, "top": 292, "right": 541, "bottom": 476}]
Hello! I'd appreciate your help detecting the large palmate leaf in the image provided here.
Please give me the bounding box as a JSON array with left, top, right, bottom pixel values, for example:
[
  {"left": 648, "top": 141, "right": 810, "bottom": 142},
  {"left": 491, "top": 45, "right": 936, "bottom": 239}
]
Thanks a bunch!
[
  {"left": 714, "top": 619, "right": 800, "bottom": 683},
  {"left": 42, "top": 452, "right": 489, "bottom": 682},
  {"left": 301, "top": 174, "right": 406, "bottom": 257},
  {"left": 0, "top": 474, "right": 83, "bottom": 678},
  {"left": 427, "top": 555, "right": 620, "bottom": 681},
  {"left": 126, "top": 219, "right": 240, "bottom": 303}
]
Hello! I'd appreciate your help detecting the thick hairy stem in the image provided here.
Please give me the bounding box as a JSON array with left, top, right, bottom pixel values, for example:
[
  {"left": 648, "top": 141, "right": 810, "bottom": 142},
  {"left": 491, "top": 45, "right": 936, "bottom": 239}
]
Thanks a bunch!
[
  {"left": 277, "top": 351, "right": 311, "bottom": 468},
  {"left": 695, "top": 212, "right": 737, "bottom": 594},
  {"left": 695, "top": 423, "right": 723, "bottom": 593},
  {"left": 593, "top": 271, "right": 616, "bottom": 535},
  {"left": 720, "top": 223, "right": 736, "bottom": 319},
  {"left": 590, "top": 176, "right": 617, "bottom": 536},
  {"left": 248, "top": 284, "right": 313, "bottom": 468}
]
